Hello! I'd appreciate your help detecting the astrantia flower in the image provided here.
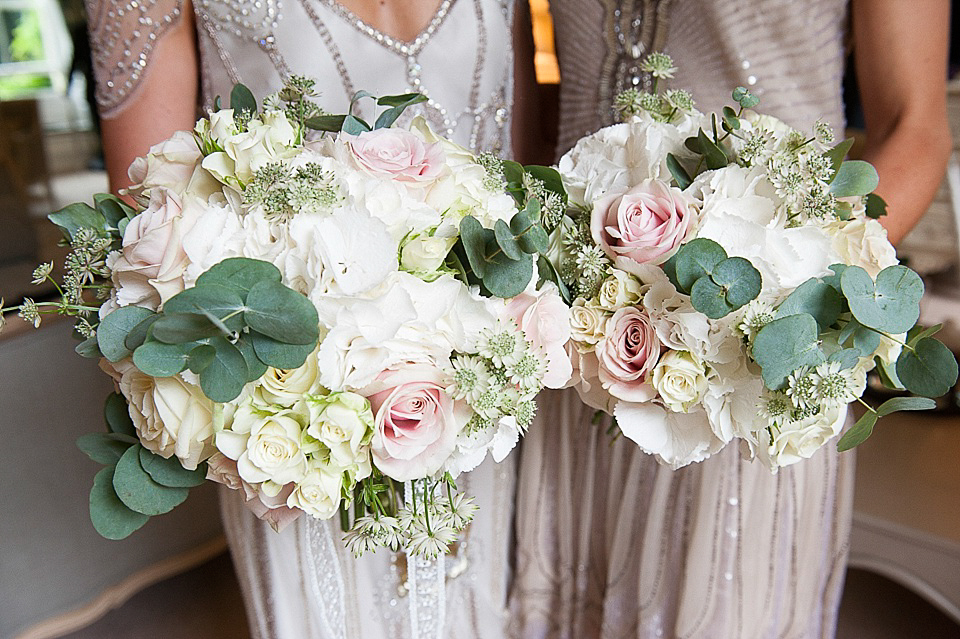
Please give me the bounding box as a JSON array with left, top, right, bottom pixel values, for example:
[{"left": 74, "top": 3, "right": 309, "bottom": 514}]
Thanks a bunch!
[
  {"left": 31, "top": 262, "right": 53, "bottom": 285},
  {"left": 439, "top": 492, "right": 478, "bottom": 530},
  {"left": 507, "top": 351, "right": 546, "bottom": 390},
  {"left": 640, "top": 52, "right": 677, "bottom": 79},
  {"left": 758, "top": 391, "right": 791, "bottom": 427},
  {"left": 408, "top": 521, "right": 457, "bottom": 558},
  {"left": 809, "top": 360, "right": 859, "bottom": 407},
  {"left": 739, "top": 299, "right": 776, "bottom": 341},
  {"left": 786, "top": 369, "right": 818, "bottom": 410},
  {"left": 513, "top": 399, "right": 537, "bottom": 430},
  {"left": 477, "top": 324, "right": 524, "bottom": 367},
  {"left": 446, "top": 355, "right": 491, "bottom": 403},
  {"left": 813, "top": 119, "right": 835, "bottom": 146},
  {"left": 343, "top": 527, "right": 377, "bottom": 557}
]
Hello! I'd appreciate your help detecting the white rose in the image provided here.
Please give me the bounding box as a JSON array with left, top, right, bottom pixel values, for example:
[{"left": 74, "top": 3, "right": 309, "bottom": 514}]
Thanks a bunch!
[
  {"left": 400, "top": 234, "right": 456, "bottom": 274},
  {"left": 254, "top": 347, "right": 324, "bottom": 407},
  {"left": 596, "top": 269, "right": 643, "bottom": 311},
  {"left": 306, "top": 391, "right": 374, "bottom": 477},
  {"left": 569, "top": 300, "right": 609, "bottom": 349},
  {"left": 202, "top": 110, "right": 298, "bottom": 186},
  {"left": 286, "top": 464, "right": 344, "bottom": 519},
  {"left": 126, "top": 130, "right": 219, "bottom": 201},
  {"left": 824, "top": 217, "right": 898, "bottom": 278},
  {"left": 111, "top": 359, "right": 215, "bottom": 470},
  {"left": 652, "top": 350, "right": 709, "bottom": 412},
  {"left": 217, "top": 407, "right": 309, "bottom": 486},
  {"left": 767, "top": 405, "right": 847, "bottom": 468}
]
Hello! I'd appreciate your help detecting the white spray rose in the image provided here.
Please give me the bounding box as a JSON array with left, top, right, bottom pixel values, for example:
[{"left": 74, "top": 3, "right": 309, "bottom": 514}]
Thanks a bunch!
[
  {"left": 652, "top": 350, "right": 709, "bottom": 413},
  {"left": 595, "top": 269, "right": 643, "bottom": 311},
  {"left": 286, "top": 464, "right": 344, "bottom": 519},
  {"left": 823, "top": 217, "right": 898, "bottom": 278},
  {"left": 400, "top": 234, "right": 456, "bottom": 274},
  {"left": 254, "top": 348, "right": 324, "bottom": 407},
  {"left": 216, "top": 406, "right": 309, "bottom": 486},
  {"left": 306, "top": 392, "right": 374, "bottom": 478},
  {"left": 569, "top": 300, "right": 609, "bottom": 349},
  {"left": 766, "top": 405, "right": 847, "bottom": 469}
]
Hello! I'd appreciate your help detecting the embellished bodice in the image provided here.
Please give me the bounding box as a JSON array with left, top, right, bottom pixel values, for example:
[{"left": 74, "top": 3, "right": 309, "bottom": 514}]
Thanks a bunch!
[
  {"left": 87, "top": 0, "right": 515, "bottom": 155},
  {"left": 549, "top": 0, "right": 848, "bottom": 157}
]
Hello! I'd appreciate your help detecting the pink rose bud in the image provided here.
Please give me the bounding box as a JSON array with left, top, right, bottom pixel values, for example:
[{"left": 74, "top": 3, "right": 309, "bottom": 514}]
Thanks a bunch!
[{"left": 349, "top": 128, "right": 446, "bottom": 183}]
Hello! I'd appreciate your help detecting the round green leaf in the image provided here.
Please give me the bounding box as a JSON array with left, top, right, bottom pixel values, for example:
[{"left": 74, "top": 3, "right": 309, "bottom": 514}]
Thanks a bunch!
[
  {"left": 90, "top": 466, "right": 150, "bottom": 540},
  {"left": 826, "top": 348, "right": 860, "bottom": 370},
  {"left": 711, "top": 257, "right": 762, "bottom": 309},
  {"left": 494, "top": 219, "right": 523, "bottom": 260},
  {"left": 133, "top": 341, "right": 191, "bottom": 377},
  {"left": 112, "top": 446, "right": 189, "bottom": 515},
  {"left": 77, "top": 433, "right": 135, "bottom": 465},
  {"left": 482, "top": 252, "right": 534, "bottom": 298},
  {"left": 460, "top": 215, "right": 494, "bottom": 278},
  {"left": 244, "top": 280, "right": 320, "bottom": 345},
  {"left": 138, "top": 447, "right": 207, "bottom": 488},
  {"left": 752, "top": 314, "right": 826, "bottom": 390},
  {"left": 513, "top": 208, "right": 549, "bottom": 255},
  {"left": 124, "top": 314, "right": 160, "bottom": 352},
  {"left": 235, "top": 334, "right": 270, "bottom": 380},
  {"left": 250, "top": 331, "right": 314, "bottom": 372},
  {"left": 151, "top": 313, "right": 222, "bottom": 344},
  {"left": 198, "top": 338, "right": 250, "bottom": 402},
  {"left": 162, "top": 285, "right": 246, "bottom": 333},
  {"left": 896, "top": 337, "right": 959, "bottom": 398},
  {"left": 836, "top": 410, "right": 878, "bottom": 452},
  {"left": 829, "top": 160, "right": 879, "bottom": 197},
  {"left": 97, "top": 306, "right": 156, "bottom": 362},
  {"left": 105, "top": 392, "right": 136, "bottom": 437},
  {"left": 842, "top": 265, "right": 923, "bottom": 333},
  {"left": 690, "top": 276, "right": 733, "bottom": 319},
  {"left": 675, "top": 238, "right": 727, "bottom": 292},
  {"left": 187, "top": 343, "right": 217, "bottom": 374},
  {"left": 195, "top": 257, "right": 282, "bottom": 298},
  {"left": 776, "top": 278, "right": 841, "bottom": 329}
]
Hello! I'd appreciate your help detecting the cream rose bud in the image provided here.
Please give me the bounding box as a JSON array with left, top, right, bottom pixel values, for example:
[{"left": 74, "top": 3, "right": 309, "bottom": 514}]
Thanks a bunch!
[
  {"left": 126, "top": 130, "right": 203, "bottom": 197},
  {"left": 591, "top": 178, "right": 697, "bottom": 272},
  {"left": 596, "top": 306, "right": 660, "bottom": 402},
  {"left": 824, "top": 217, "right": 897, "bottom": 278},
  {"left": 286, "top": 464, "right": 344, "bottom": 520},
  {"left": 255, "top": 349, "right": 324, "bottom": 407},
  {"left": 596, "top": 269, "right": 643, "bottom": 311},
  {"left": 111, "top": 187, "right": 198, "bottom": 310},
  {"left": 652, "top": 350, "right": 709, "bottom": 413},
  {"left": 569, "top": 300, "right": 608, "bottom": 350},
  {"left": 306, "top": 392, "right": 374, "bottom": 475},
  {"left": 349, "top": 128, "right": 446, "bottom": 183},
  {"left": 113, "top": 359, "right": 215, "bottom": 470},
  {"left": 400, "top": 234, "right": 456, "bottom": 273},
  {"left": 768, "top": 405, "right": 847, "bottom": 468},
  {"left": 217, "top": 410, "right": 309, "bottom": 486}
]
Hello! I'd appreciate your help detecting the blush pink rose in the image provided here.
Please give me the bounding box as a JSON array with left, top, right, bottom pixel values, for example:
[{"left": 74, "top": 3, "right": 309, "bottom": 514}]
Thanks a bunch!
[
  {"left": 596, "top": 307, "right": 661, "bottom": 402},
  {"left": 349, "top": 129, "right": 445, "bottom": 183},
  {"left": 591, "top": 178, "right": 697, "bottom": 271},
  {"left": 111, "top": 187, "right": 198, "bottom": 310},
  {"left": 501, "top": 282, "right": 573, "bottom": 388},
  {"left": 366, "top": 363, "right": 469, "bottom": 481}
]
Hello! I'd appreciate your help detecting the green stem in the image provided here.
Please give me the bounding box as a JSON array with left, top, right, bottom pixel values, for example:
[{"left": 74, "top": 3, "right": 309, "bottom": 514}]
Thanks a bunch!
[
  {"left": 422, "top": 479, "right": 433, "bottom": 536},
  {"left": 855, "top": 395, "right": 877, "bottom": 413}
]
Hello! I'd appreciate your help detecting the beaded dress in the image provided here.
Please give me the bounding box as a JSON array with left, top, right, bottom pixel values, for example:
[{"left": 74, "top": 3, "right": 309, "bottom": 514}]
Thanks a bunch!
[
  {"left": 509, "top": 1, "right": 854, "bottom": 638},
  {"left": 86, "top": 1, "right": 517, "bottom": 637}
]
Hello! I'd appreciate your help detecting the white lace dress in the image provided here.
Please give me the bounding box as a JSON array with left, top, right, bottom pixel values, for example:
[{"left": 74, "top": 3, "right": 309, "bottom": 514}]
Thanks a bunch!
[
  {"left": 87, "top": 1, "right": 518, "bottom": 637},
  {"left": 510, "top": 1, "right": 854, "bottom": 638}
]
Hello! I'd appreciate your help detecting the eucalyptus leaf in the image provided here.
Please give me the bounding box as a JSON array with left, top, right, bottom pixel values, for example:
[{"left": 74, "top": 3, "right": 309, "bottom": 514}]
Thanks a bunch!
[
  {"left": 851, "top": 323, "right": 883, "bottom": 357},
  {"left": 666, "top": 153, "right": 692, "bottom": 189},
  {"left": 822, "top": 263, "right": 848, "bottom": 292},
  {"left": 305, "top": 114, "right": 347, "bottom": 132},
  {"left": 875, "top": 396, "right": 936, "bottom": 417},
  {"left": 94, "top": 193, "right": 135, "bottom": 230},
  {"left": 460, "top": 215, "right": 494, "bottom": 278},
  {"left": 776, "top": 278, "right": 842, "bottom": 329},
  {"left": 876, "top": 355, "right": 905, "bottom": 390},
  {"left": 823, "top": 138, "right": 855, "bottom": 178},
  {"left": 896, "top": 337, "right": 959, "bottom": 398},
  {"left": 494, "top": 219, "right": 523, "bottom": 260},
  {"left": 187, "top": 343, "right": 217, "bottom": 374},
  {"left": 113, "top": 446, "right": 189, "bottom": 515},
  {"left": 711, "top": 257, "right": 762, "bottom": 309},
  {"left": 229, "top": 83, "right": 258, "bottom": 115},
  {"left": 537, "top": 255, "right": 571, "bottom": 303},
  {"left": 674, "top": 238, "right": 727, "bottom": 292},
  {"left": 77, "top": 433, "right": 134, "bottom": 465},
  {"left": 836, "top": 410, "right": 878, "bottom": 452},
  {"left": 342, "top": 115, "right": 371, "bottom": 135},
  {"left": 908, "top": 324, "right": 943, "bottom": 347},
  {"left": 105, "top": 392, "right": 136, "bottom": 438},
  {"left": 826, "top": 348, "right": 860, "bottom": 370},
  {"left": 511, "top": 204, "right": 549, "bottom": 254},
  {"left": 244, "top": 280, "right": 320, "bottom": 344},
  {"left": 195, "top": 257, "right": 282, "bottom": 298},
  {"left": 829, "top": 160, "right": 879, "bottom": 197},
  {"left": 752, "top": 314, "right": 826, "bottom": 390},
  {"left": 482, "top": 252, "right": 534, "bottom": 298},
  {"left": 124, "top": 314, "right": 160, "bottom": 352},
  {"left": 198, "top": 338, "right": 250, "bottom": 403},
  {"left": 698, "top": 129, "right": 728, "bottom": 170},
  {"left": 841, "top": 265, "right": 923, "bottom": 333},
  {"left": 133, "top": 341, "right": 191, "bottom": 377},
  {"left": 139, "top": 447, "right": 207, "bottom": 488},
  {"left": 250, "top": 331, "right": 314, "bottom": 371},
  {"left": 48, "top": 202, "right": 106, "bottom": 241},
  {"left": 163, "top": 284, "right": 246, "bottom": 333},
  {"left": 75, "top": 336, "right": 101, "bottom": 359},
  {"left": 90, "top": 466, "right": 150, "bottom": 540},
  {"left": 151, "top": 313, "right": 221, "bottom": 344},
  {"left": 97, "top": 306, "right": 156, "bottom": 362},
  {"left": 865, "top": 193, "right": 888, "bottom": 219},
  {"left": 690, "top": 276, "right": 732, "bottom": 319}
]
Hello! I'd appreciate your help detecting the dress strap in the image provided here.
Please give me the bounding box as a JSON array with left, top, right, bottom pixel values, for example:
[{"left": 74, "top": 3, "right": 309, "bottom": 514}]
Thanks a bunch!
[{"left": 85, "top": 0, "right": 185, "bottom": 118}]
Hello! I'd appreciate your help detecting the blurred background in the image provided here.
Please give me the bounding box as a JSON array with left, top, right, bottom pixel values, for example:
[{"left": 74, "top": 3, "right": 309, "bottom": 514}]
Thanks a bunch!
[{"left": 1, "top": 1, "right": 959, "bottom": 638}]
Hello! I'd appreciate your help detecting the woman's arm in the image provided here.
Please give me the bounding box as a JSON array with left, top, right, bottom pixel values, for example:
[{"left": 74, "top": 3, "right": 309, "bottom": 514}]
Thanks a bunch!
[
  {"left": 852, "top": 0, "right": 952, "bottom": 246},
  {"left": 100, "top": 0, "right": 200, "bottom": 195}
]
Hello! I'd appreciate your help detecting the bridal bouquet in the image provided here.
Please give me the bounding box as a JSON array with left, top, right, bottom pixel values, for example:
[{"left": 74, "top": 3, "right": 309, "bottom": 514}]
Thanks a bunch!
[
  {"left": 2, "top": 79, "right": 569, "bottom": 555},
  {"left": 542, "top": 53, "right": 958, "bottom": 471}
]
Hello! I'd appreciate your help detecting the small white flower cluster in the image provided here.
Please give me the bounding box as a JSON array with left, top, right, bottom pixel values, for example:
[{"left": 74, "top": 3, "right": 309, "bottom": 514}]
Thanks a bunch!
[
  {"left": 447, "top": 321, "right": 545, "bottom": 432},
  {"left": 613, "top": 53, "right": 695, "bottom": 124},
  {"left": 759, "top": 360, "right": 866, "bottom": 432}
]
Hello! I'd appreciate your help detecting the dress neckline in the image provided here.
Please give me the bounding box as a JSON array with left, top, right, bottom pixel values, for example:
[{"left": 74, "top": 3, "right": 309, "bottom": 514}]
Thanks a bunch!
[{"left": 319, "top": 0, "right": 457, "bottom": 55}]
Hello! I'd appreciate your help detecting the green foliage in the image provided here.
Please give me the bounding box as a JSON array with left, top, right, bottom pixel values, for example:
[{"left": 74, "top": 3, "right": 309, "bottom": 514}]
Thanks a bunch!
[
  {"left": 89, "top": 467, "right": 150, "bottom": 540},
  {"left": 77, "top": 433, "right": 135, "bottom": 465},
  {"left": 697, "top": 129, "right": 728, "bottom": 170},
  {"left": 675, "top": 238, "right": 726, "bottom": 291},
  {"left": 896, "top": 337, "right": 959, "bottom": 397},
  {"left": 823, "top": 138, "right": 855, "bottom": 178},
  {"left": 836, "top": 411, "right": 878, "bottom": 452},
  {"left": 375, "top": 93, "right": 429, "bottom": 129},
  {"left": 829, "top": 160, "right": 880, "bottom": 198},
  {"left": 195, "top": 257, "right": 282, "bottom": 298},
  {"left": 198, "top": 338, "right": 249, "bottom": 402},
  {"left": 244, "top": 280, "right": 320, "bottom": 344},
  {"left": 524, "top": 165, "right": 568, "bottom": 206},
  {"left": 132, "top": 341, "right": 193, "bottom": 377},
  {"left": 537, "top": 255, "right": 572, "bottom": 302},
  {"left": 732, "top": 86, "right": 759, "bottom": 109},
  {"left": 250, "top": 331, "right": 315, "bottom": 370},
  {"left": 841, "top": 265, "right": 923, "bottom": 334},
  {"left": 304, "top": 91, "right": 428, "bottom": 133},
  {"left": 752, "top": 314, "right": 826, "bottom": 390},
  {"left": 139, "top": 447, "right": 207, "bottom": 488},
  {"left": 104, "top": 392, "right": 137, "bottom": 438},
  {"left": 875, "top": 396, "right": 937, "bottom": 417},
  {"left": 113, "top": 446, "right": 189, "bottom": 515},
  {"left": 865, "top": 193, "right": 888, "bottom": 219},
  {"left": 97, "top": 306, "right": 156, "bottom": 362},
  {"left": 776, "top": 278, "right": 842, "bottom": 329},
  {"left": 666, "top": 153, "right": 692, "bottom": 189},
  {"left": 48, "top": 203, "right": 107, "bottom": 242},
  {"left": 230, "top": 84, "right": 258, "bottom": 116},
  {"left": 672, "top": 239, "right": 761, "bottom": 318}
]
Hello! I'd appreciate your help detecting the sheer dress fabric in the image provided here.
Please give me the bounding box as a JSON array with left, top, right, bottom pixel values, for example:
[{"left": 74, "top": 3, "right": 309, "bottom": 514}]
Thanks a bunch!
[
  {"left": 87, "top": 0, "right": 518, "bottom": 637},
  {"left": 509, "top": 1, "right": 854, "bottom": 638}
]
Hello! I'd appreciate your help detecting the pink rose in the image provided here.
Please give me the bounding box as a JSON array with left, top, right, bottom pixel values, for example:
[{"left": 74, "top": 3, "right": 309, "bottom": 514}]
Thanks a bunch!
[
  {"left": 366, "top": 364, "right": 470, "bottom": 481},
  {"left": 502, "top": 283, "right": 573, "bottom": 388},
  {"left": 349, "top": 129, "right": 445, "bottom": 183},
  {"left": 596, "top": 307, "right": 660, "bottom": 402},
  {"left": 591, "top": 178, "right": 697, "bottom": 271},
  {"left": 111, "top": 188, "right": 198, "bottom": 310}
]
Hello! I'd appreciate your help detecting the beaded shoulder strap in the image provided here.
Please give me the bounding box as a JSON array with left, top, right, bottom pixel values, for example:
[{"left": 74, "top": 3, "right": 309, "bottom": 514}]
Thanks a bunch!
[{"left": 85, "top": 0, "right": 185, "bottom": 118}]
